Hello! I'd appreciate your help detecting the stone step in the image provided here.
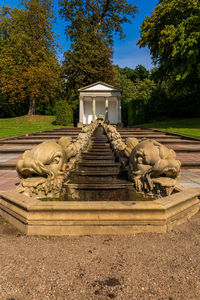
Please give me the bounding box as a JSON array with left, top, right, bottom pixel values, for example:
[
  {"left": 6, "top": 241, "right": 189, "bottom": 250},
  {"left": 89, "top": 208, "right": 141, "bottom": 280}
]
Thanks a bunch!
[
  {"left": 80, "top": 160, "right": 115, "bottom": 165},
  {"left": 0, "top": 162, "right": 16, "bottom": 170},
  {"left": 119, "top": 132, "right": 155, "bottom": 135},
  {"left": 71, "top": 170, "right": 120, "bottom": 177},
  {"left": 16, "top": 135, "right": 78, "bottom": 140},
  {"left": 87, "top": 149, "right": 113, "bottom": 153},
  {"left": 169, "top": 148, "right": 200, "bottom": 153},
  {"left": 41, "top": 128, "right": 81, "bottom": 132},
  {"left": 68, "top": 173, "right": 122, "bottom": 184},
  {"left": 82, "top": 151, "right": 114, "bottom": 156},
  {"left": 64, "top": 182, "right": 131, "bottom": 189},
  {"left": 158, "top": 140, "right": 200, "bottom": 144},
  {"left": 31, "top": 131, "right": 81, "bottom": 135},
  {"left": 78, "top": 161, "right": 120, "bottom": 167},
  {"left": 120, "top": 134, "right": 179, "bottom": 139},
  {"left": 91, "top": 145, "right": 110, "bottom": 149},
  {"left": 121, "top": 138, "right": 200, "bottom": 145},
  {"left": 91, "top": 138, "right": 108, "bottom": 141},
  {"left": 81, "top": 156, "right": 115, "bottom": 161},
  {"left": 179, "top": 162, "right": 200, "bottom": 169},
  {"left": 0, "top": 140, "right": 49, "bottom": 145},
  {"left": 77, "top": 162, "right": 120, "bottom": 171},
  {"left": 0, "top": 148, "right": 34, "bottom": 153}
]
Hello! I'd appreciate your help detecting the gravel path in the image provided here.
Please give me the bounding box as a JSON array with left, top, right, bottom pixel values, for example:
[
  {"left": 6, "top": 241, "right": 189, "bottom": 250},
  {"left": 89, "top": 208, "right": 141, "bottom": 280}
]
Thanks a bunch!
[{"left": 0, "top": 213, "right": 200, "bottom": 300}]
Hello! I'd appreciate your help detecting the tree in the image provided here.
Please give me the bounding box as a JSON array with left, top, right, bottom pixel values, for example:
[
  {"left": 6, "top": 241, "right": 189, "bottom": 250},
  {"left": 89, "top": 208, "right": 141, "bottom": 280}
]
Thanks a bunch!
[
  {"left": 128, "top": 78, "right": 168, "bottom": 125},
  {"left": 0, "top": 1, "right": 62, "bottom": 115},
  {"left": 113, "top": 65, "right": 135, "bottom": 124},
  {"left": 138, "top": 0, "right": 200, "bottom": 99},
  {"left": 59, "top": 0, "right": 137, "bottom": 45},
  {"left": 114, "top": 65, "right": 135, "bottom": 103},
  {"left": 63, "top": 30, "right": 114, "bottom": 96},
  {"left": 60, "top": 0, "right": 137, "bottom": 96},
  {"left": 123, "top": 65, "right": 149, "bottom": 82}
]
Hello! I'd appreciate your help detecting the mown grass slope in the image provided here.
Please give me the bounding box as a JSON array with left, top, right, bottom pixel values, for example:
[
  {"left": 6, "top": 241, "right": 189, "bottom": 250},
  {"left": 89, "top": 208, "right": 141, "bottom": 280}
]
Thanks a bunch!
[
  {"left": 137, "top": 118, "right": 200, "bottom": 138},
  {"left": 0, "top": 115, "right": 71, "bottom": 139}
]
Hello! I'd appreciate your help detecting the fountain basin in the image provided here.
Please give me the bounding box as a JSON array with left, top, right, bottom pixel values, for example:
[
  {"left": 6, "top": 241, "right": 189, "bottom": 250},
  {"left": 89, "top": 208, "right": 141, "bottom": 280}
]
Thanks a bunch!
[{"left": 0, "top": 188, "right": 199, "bottom": 235}]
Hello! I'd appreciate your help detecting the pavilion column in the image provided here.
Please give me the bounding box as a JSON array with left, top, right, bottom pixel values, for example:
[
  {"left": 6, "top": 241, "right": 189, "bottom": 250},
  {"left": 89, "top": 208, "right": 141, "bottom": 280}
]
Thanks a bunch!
[
  {"left": 105, "top": 96, "right": 109, "bottom": 121},
  {"left": 117, "top": 96, "right": 122, "bottom": 123},
  {"left": 79, "top": 96, "right": 84, "bottom": 124},
  {"left": 92, "top": 96, "right": 96, "bottom": 122}
]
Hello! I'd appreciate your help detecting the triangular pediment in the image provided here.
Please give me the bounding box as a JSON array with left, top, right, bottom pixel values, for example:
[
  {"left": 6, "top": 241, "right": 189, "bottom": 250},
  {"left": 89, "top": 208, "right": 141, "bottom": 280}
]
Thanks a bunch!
[{"left": 78, "top": 81, "right": 121, "bottom": 92}]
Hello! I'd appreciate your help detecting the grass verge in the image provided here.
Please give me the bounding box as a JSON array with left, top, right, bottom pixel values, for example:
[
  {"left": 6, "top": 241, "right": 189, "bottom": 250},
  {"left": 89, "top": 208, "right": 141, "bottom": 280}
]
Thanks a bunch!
[
  {"left": 137, "top": 118, "right": 200, "bottom": 138},
  {"left": 0, "top": 115, "right": 72, "bottom": 139}
]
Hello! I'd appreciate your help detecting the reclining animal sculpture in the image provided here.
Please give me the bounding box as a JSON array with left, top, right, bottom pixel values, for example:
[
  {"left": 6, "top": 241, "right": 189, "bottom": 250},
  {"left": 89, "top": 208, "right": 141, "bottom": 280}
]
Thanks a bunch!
[
  {"left": 128, "top": 139, "right": 181, "bottom": 197},
  {"left": 103, "top": 124, "right": 181, "bottom": 197},
  {"left": 16, "top": 122, "right": 97, "bottom": 197},
  {"left": 16, "top": 137, "right": 74, "bottom": 197}
]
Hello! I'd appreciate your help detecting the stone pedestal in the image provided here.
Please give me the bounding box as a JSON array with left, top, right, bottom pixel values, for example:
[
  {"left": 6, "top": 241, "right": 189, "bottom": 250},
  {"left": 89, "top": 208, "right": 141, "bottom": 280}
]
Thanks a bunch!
[{"left": 77, "top": 122, "right": 83, "bottom": 128}]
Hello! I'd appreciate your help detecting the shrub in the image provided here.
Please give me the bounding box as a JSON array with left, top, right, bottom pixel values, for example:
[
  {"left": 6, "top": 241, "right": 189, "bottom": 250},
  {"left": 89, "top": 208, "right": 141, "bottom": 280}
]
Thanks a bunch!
[{"left": 55, "top": 100, "right": 74, "bottom": 126}]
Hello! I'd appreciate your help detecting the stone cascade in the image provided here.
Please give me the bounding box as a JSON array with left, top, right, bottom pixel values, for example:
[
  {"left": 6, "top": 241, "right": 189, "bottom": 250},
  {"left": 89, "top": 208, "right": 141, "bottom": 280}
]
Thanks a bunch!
[
  {"left": 64, "top": 126, "right": 132, "bottom": 201},
  {"left": 0, "top": 124, "right": 200, "bottom": 235}
]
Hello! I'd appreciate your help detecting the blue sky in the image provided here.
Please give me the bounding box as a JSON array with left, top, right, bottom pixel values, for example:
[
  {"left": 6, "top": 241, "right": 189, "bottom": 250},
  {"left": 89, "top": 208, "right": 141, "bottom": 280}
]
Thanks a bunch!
[{"left": 1, "top": 0, "right": 159, "bottom": 70}]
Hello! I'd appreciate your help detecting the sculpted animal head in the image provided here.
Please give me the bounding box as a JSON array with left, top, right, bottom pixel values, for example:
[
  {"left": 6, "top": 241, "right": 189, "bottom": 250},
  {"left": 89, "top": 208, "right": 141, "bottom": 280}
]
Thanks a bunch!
[
  {"left": 129, "top": 139, "right": 181, "bottom": 196},
  {"left": 17, "top": 140, "right": 68, "bottom": 180}
]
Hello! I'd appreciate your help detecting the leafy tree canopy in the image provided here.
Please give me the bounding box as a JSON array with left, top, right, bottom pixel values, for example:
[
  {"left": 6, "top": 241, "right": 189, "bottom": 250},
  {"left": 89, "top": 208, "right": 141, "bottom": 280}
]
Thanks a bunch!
[
  {"left": 0, "top": 0, "right": 62, "bottom": 115},
  {"left": 63, "top": 30, "right": 114, "bottom": 96},
  {"left": 113, "top": 65, "right": 135, "bottom": 105},
  {"left": 60, "top": 0, "right": 137, "bottom": 100},
  {"left": 59, "top": 0, "right": 137, "bottom": 45},
  {"left": 123, "top": 65, "right": 150, "bottom": 82},
  {"left": 138, "top": 0, "right": 200, "bottom": 97}
]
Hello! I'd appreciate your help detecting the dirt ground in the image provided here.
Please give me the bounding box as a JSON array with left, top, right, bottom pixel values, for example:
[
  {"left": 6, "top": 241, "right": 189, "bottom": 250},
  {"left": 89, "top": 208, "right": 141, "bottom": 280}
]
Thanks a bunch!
[{"left": 0, "top": 213, "right": 200, "bottom": 300}]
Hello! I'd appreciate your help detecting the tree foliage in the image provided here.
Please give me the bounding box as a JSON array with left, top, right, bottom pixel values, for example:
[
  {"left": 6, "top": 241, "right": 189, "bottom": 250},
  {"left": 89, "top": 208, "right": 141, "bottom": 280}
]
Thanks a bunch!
[
  {"left": 138, "top": 0, "right": 200, "bottom": 98},
  {"left": 60, "top": 0, "right": 137, "bottom": 98},
  {"left": 0, "top": 1, "right": 62, "bottom": 115},
  {"left": 59, "top": 0, "right": 137, "bottom": 46},
  {"left": 123, "top": 65, "right": 149, "bottom": 82},
  {"left": 113, "top": 65, "right": 147, "bottom": 125},
  {"left": 114, "top": 65, "right": 135, "bottom": 104},
  {"left": 128, "top": 78, "right": 168, "bottom": 125},
  {"left": 63, "top": 31, "right": 114, "bottom": 96},
  {"left": 55, "top": 100, "right": 74, "bottom": 126}
]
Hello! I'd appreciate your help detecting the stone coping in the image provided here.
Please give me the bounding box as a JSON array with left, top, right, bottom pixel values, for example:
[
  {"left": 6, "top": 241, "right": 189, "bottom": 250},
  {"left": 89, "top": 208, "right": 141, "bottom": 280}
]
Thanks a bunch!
[{"left": 0, "top": 188, "right": 199, "bottom": 235}]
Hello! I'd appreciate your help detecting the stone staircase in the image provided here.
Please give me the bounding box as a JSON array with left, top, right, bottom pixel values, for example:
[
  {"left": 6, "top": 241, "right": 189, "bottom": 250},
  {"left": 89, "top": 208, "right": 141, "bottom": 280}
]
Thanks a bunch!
[
  {"left": 118, "top": 128, "right": 200, "bottom": 169},
  {"left": 0, "top": 125, "right": 200, "bottom": 190},
  {"left": 64, "top": 126, "right": 132, "bottom": 201}
]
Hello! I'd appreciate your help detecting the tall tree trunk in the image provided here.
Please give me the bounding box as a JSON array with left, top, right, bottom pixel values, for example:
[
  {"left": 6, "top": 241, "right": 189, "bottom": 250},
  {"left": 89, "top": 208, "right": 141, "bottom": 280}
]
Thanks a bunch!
[{"left": 28, "top": 98, "right": 35, "bottom": 115}]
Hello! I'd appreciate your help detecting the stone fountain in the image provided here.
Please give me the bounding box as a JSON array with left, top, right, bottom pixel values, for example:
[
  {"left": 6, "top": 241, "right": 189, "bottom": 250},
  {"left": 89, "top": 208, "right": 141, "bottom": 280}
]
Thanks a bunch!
[{"left": 0, "top": 118, "right": 199, "bottom": 235}]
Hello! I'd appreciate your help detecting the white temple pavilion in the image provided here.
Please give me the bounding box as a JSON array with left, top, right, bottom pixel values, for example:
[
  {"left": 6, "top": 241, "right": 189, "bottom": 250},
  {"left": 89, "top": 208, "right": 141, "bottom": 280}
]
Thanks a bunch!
[{"left": 78, "top": 81, "right": 122, "bottom": 126}]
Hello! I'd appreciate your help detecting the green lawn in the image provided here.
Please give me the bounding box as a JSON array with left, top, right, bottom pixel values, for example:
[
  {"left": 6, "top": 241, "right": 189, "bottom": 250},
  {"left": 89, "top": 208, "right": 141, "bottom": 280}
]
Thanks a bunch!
[
  {"left": 0, "top": 116, "right": 199, "bottom": 139},
  {"left": 0, "top": 115, "right": 71, "bottom": 139},
  {"left": 137, "top": 118, "right": 200, "bottom": 138}
]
